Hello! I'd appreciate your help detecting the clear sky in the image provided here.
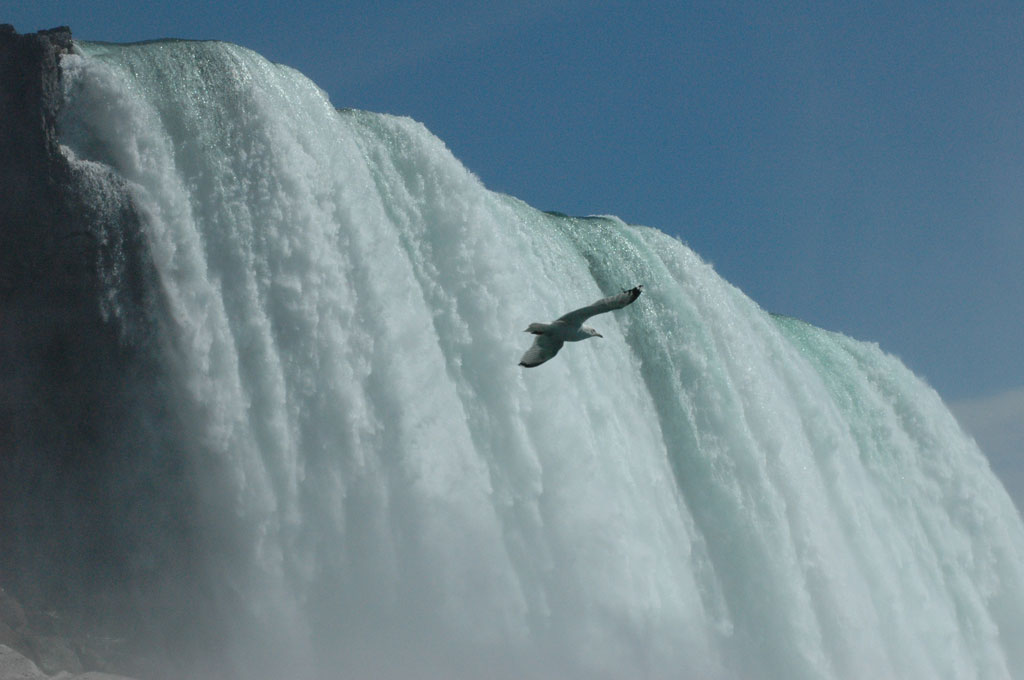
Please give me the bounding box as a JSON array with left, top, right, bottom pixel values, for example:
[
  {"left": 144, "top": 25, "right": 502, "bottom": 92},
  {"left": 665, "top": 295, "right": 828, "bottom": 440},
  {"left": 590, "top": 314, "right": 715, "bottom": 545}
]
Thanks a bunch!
[{"left": 6, "top": 2, "right": 1023, "bottom": 487}]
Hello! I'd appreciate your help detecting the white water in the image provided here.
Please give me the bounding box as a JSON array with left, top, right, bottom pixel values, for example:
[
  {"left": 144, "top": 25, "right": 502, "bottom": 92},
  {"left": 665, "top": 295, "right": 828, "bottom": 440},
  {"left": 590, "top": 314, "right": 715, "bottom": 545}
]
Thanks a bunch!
[{"left": 56, "top": 40, "right": 1024, "bottom": 680}]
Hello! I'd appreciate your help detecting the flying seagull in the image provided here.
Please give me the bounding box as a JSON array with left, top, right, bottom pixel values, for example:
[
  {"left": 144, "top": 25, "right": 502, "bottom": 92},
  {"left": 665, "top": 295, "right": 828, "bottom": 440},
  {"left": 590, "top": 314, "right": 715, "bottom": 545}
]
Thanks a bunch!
[{"left": 519, "top": 286, "right": 643, "bottom": 367}]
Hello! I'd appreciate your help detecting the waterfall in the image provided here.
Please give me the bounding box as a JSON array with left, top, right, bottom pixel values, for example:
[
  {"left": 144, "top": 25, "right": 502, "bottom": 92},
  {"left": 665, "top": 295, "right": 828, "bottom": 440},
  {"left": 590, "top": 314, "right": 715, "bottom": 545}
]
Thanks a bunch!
[{"left": 41, "top": 38, "right": 1024, "bottom": 679}]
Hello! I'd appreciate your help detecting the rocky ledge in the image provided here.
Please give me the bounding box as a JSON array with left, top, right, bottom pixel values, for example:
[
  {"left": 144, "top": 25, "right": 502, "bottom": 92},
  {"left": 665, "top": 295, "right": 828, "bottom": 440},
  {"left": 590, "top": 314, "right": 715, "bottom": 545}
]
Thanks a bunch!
[
  {"left": 0, "top": 588, "right": 142, "bottom": 680},
  {"left": 0, "top": 645, "right": 139, "bottom": 680}
]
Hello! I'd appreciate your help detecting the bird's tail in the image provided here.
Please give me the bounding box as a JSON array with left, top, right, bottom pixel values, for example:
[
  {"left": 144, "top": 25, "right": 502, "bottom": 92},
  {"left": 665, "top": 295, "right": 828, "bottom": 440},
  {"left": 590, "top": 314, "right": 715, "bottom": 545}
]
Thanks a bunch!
[{"left": 524, "top": 322, "right": 551, "bottom": 335}]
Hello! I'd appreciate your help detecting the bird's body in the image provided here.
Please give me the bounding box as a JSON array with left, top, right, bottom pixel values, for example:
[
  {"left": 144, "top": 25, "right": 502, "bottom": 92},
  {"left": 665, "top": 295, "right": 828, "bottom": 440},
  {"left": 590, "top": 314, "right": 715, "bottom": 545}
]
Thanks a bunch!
[{"left": 519, "top": 286, "right": 643, "bottom": 367}]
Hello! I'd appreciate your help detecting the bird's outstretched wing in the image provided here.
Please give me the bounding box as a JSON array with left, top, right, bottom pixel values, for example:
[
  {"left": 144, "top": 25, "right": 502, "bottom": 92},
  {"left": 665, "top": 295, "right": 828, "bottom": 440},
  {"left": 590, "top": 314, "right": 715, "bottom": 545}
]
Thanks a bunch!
[
  {"left": 557, "top": 286, "right": 643, "bottom": 326},
  {"left": 519, "top": 335, "right": 565, "bottom": 368}
]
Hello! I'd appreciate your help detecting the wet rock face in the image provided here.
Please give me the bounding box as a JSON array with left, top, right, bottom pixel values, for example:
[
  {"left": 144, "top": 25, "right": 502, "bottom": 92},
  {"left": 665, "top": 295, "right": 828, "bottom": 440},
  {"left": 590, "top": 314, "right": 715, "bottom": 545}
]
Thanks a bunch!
[
  {"left": 1, "top": 23, "right": 158, "bottom": 603},
  {"left": 0, "top": 22, "right": 91, "bottom": 608},
  {"left": 0, "top": 26, "right": 157, "bottom": 680},
  {"left": 0, "top": 25, "right": 74, "bottom": 284},
  {"left": 0, "top": 26, "right": 73, "bottom": 163}
]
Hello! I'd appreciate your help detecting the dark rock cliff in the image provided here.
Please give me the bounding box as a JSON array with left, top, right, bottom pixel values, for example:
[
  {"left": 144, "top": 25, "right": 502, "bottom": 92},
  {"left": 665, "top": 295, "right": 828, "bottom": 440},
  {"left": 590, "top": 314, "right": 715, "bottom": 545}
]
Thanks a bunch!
[
  {"left": 2, "top": 22, "right": 125, "bottom": 603},
  {"left": 0, "top": 25, "right": 77, "bottom": 293},
  {"left": 0, "top": 26, "right": 202, "bottom": 680}
]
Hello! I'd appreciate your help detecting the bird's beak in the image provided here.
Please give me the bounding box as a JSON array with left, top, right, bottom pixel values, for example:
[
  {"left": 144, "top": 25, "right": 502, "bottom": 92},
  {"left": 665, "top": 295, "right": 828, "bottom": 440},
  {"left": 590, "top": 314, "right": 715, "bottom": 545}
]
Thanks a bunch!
[{"left": 596, "top": 333, "right": 603, "bottom": 338}]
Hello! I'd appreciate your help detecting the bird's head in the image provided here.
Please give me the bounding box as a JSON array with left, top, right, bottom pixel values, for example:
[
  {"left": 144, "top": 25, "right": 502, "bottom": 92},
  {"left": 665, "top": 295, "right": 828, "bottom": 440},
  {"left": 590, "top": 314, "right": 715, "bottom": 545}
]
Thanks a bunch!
[{"left": 583, "top": 326, "right": 603, "bottom": 339}]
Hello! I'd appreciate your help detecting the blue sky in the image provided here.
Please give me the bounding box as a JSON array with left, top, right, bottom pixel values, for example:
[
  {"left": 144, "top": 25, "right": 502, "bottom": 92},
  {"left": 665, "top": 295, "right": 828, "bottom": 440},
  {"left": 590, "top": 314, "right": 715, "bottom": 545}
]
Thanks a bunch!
[{"left": 6, "top": 1, "right": 1023, "bottom": 490}]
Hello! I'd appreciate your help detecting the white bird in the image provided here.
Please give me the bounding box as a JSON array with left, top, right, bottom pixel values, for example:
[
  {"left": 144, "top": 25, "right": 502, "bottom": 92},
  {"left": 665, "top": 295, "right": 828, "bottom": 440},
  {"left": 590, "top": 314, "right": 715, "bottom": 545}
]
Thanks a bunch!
[{"left": 519, "top": 286, "right": 643, "bottom": 367}]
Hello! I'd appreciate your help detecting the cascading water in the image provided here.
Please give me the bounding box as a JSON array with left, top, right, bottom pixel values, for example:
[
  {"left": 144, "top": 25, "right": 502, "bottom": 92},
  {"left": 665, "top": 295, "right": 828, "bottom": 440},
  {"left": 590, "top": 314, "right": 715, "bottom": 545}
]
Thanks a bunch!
[{"left": 43, "top": 38, "right": 1024, "bottom": 679}]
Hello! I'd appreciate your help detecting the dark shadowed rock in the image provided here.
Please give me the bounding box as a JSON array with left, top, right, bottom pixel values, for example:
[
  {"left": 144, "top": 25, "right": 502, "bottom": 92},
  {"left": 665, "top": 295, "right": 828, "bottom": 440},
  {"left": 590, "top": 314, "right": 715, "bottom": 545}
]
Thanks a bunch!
[{"left": 0, "top": 24, "right": 167, "bottom": 680}]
